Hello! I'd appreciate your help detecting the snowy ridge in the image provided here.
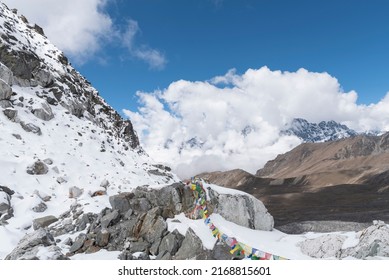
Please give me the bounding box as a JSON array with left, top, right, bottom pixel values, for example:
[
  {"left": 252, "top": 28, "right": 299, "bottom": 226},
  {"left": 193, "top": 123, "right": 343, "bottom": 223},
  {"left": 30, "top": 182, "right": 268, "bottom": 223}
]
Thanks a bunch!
[
  {"left": 282, "top": 118, "right": 358, "bottom": 142},
  {"left": 0, "top": 4, "right": 66, "bottom": 75}
]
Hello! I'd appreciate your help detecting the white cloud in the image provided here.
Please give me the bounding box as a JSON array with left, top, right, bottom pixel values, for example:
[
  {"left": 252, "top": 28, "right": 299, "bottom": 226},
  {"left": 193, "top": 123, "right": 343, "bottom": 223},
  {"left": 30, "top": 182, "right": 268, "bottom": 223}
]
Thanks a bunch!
[
  {"left": 3, "top": 0, "right": 166, "bottom": 68},
  {"left": 3, "top": 0, "right": 113, "bottom": 63},
  {"left": 124, "top": 67, "right": 389, "bottom": 178},
  {"left": 121, "top": 20, "right": 167, "bottom": 70}
]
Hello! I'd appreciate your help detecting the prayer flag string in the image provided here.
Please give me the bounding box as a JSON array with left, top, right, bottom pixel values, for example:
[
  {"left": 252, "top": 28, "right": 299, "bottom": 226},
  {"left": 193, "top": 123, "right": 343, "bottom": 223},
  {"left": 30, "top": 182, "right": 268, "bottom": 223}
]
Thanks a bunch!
[{"left": 186, "top": 177, "right": 289, "bottom": 260}]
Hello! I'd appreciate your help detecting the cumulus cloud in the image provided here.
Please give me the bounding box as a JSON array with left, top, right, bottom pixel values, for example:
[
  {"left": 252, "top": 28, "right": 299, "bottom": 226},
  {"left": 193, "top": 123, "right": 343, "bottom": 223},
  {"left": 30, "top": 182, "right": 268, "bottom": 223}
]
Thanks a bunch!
[
  {"left": 3, "top": 0, "right": 113, "bottom": 63},
  {"left": 124, "top": 67, "right": 389, "bottom": 178},
  {"left": 4, "top": 0, "right": 166, "bottom": 67}
]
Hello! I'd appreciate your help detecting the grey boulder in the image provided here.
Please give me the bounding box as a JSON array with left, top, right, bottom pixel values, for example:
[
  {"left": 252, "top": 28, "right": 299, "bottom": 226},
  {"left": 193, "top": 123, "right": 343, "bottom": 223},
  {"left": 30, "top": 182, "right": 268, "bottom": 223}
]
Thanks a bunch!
[
  {"left": 27, "top": 160, "right": 49, "bottom": 175},
  {"left": 208, "top": 188, "right": 274, "bottom": 231},
  {"left": 3, "top": 108, "right": 18, "bottom": 122},
  {"left": 33, "top": 215, "right": 58, "bottom": 230},
  {"left": 20, "top": 122, "right": 42, "bottom": 135},
  {"left": 109, "top": 192, "right": 133, "bottom": 213},
  {"left": 32, "top": 102, "right": 54, "bottom": 121},
  {"left": 300, "top": 234, "right": 346, "bottom": 259},
  {"left": 175, "top": 228, "right": 210, "bottom": 260}
]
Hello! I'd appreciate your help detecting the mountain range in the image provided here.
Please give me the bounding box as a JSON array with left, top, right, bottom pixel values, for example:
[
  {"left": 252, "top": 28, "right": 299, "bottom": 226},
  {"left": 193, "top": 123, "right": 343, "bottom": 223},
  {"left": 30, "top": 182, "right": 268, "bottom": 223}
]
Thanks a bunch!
[{"left": 169, "top": 117, "right": 375, "bottom": 157}]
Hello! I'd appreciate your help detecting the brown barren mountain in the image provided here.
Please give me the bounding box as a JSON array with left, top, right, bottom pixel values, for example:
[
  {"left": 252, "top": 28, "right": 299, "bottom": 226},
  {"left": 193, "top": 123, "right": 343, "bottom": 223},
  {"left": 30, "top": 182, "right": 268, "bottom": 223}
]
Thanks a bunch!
[
  {"left": 257, "top": 132, "right": 389, "bottom": 186},
  {"left": 199, "top": 132, "right": 389, "bottom": 232}
]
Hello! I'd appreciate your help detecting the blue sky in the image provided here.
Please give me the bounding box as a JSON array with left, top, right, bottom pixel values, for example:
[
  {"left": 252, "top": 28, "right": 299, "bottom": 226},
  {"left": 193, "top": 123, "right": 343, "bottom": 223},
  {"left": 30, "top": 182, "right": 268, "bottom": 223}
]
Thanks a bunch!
[
  {"left": 75, "top": 0, "right": 389, "bottom": 112},
  {"left": 6, "top": 0, "right": 389, "bottom": 112}
]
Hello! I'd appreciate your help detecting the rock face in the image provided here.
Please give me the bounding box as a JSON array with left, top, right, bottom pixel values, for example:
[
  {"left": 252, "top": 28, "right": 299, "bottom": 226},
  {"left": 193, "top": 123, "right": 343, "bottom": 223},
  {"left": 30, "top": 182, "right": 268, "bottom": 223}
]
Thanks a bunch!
[
  {"left": 208, "top": 188, "right": 274, "bottom": 231},
  {"left": 282, "top": 118, "right": 358, "bottom": 143},
  {"left": 5, "top": 228, "right": 68, "bottom": 260}
]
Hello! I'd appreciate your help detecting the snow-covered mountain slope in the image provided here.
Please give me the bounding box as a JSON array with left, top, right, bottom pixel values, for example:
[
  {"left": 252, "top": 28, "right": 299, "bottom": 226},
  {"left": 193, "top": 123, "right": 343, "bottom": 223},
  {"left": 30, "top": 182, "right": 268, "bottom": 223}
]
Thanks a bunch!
[
  {"left": 0, "top": 3, "right": 178, "bottom": 257},
  {"left": 282, "top": 118, "right": 358, "bottom": 142}
]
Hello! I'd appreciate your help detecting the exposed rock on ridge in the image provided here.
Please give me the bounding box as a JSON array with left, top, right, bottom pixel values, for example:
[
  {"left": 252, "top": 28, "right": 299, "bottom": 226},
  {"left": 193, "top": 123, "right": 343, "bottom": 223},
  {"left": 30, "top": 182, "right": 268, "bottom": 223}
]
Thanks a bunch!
[
  {"left": 0, "top": 3, "right": 140, "bottom": 150},
  {"left": 9, "top": 183, "right": 273, "bottom": 260},
  {"left": 282, "top": 118, "right": 358, "bottom": 143}
]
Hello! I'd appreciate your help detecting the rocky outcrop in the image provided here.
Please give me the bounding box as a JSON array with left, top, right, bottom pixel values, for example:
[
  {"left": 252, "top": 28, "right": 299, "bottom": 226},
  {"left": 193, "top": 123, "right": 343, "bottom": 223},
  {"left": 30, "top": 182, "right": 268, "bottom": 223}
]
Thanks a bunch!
[
  {"left": 298, "top": 221, "right": 389, "bottom": 259},
  {"left": 34, "top": 182, "right": 266, "bottom": 260},
  {"left": 5, "top": 228, "right": 68, "bottom": 260},
  {"left": 109, "top": 183, "right": 194, "bottom": 219},
  {"left": 208, "top": 188, "right": 274, "bottom": 231},
  {"left": 342, "top": 221, "right": 389, "bottom": 259}
]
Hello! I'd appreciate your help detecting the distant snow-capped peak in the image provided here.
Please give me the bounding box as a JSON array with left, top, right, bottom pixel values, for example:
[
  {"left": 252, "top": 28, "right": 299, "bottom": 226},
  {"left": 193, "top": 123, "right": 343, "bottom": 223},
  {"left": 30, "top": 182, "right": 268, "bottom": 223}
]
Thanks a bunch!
[{"left": 282, "top": 118, "right": 358, "bottom": 142}]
